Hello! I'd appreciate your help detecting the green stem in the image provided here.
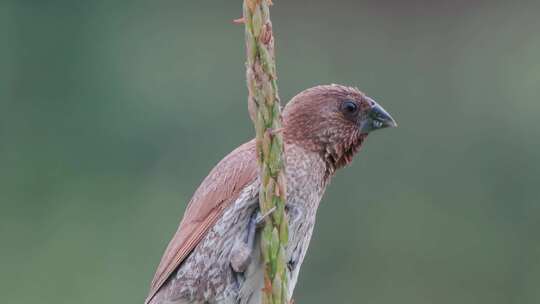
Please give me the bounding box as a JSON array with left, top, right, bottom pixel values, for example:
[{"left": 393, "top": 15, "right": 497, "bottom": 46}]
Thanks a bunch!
[{"left": 243, "top": 0, "right": 289, "bottom": 303}]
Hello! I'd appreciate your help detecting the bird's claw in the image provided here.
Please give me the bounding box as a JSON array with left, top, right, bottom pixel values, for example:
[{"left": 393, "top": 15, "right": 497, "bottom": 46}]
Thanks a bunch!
[
  {"left": 230, "top": 240, "right": 252, "bottom": 273},
  {"left": 231, "top": 207, "right": 276, "bottom": 273},
  {"left": 231, "top": 209, "right": 261, "bottom": 273},
  {"left": 255, "top": 206, "right": 276, "bottom": 226}
]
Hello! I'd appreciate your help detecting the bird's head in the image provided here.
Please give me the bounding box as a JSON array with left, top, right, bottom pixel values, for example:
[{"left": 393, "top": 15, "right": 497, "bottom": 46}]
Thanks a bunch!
[{"left": 283, "top": 84, "right": 397, "bottom": 172}]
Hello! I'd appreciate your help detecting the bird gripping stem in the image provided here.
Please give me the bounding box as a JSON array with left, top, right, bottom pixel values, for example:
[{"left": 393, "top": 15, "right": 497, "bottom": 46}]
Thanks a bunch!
[{"left": 243, "top": 0, "right": 289, "bottom": 303}]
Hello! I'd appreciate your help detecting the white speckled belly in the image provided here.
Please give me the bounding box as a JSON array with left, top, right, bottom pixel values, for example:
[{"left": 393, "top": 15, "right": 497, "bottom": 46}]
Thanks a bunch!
[{"left": 152, "top": 145, "right": 327, "bottom": 304}]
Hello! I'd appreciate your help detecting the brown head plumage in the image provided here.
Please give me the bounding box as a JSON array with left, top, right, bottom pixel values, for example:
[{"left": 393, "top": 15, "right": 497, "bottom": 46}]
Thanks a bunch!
[{"left": 283, "top": 84, "right": 396, "bottom": 175}]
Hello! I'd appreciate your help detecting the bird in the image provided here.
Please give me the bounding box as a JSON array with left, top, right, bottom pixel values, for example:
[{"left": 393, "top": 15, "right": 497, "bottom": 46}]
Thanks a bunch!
[{"left": 145, "top": 84, "right": 397, "bottom": 304}]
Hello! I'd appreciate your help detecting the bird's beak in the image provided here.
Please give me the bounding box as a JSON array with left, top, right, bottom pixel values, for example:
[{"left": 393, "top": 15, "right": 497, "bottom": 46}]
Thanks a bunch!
[{"left": 360, "top": 99, "right": 397, "bottom": 133}]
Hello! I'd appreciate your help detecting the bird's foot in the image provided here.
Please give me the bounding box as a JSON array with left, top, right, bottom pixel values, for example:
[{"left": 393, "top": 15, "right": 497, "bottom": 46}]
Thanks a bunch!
[
  {"left": 230, "top": 206, "right": 277, "bottom": 273},
  {"left": 255, "top": 206, "right": 276, "bottom": 226},
  {"left": 230, "top": 210, "right": 260, "bottom": 273},
  {"left": 230, "top": 241, "right": 252, "bottom": 273}
]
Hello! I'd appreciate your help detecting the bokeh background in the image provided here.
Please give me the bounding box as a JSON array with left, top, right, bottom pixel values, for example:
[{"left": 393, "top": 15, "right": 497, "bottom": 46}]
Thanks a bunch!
[{"left": 2, "top": 1, "right": 539, "bottom": 303}]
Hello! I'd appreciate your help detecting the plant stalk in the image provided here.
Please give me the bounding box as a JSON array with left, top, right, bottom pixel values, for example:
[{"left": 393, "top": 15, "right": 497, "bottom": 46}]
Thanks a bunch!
[{"left": 243, "top": 0, "right": 289, "bottom": 303}]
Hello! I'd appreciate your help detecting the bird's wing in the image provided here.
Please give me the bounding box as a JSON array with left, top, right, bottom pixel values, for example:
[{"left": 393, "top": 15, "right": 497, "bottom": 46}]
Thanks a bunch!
[{"left": 145, "top": 140, "right": 258, "bottom": 304}]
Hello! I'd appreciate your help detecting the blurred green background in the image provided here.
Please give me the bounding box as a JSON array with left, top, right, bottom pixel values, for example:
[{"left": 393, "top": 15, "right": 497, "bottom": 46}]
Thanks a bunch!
[{"left": 2, "top": 1, "right": 539, "bottom": 303}]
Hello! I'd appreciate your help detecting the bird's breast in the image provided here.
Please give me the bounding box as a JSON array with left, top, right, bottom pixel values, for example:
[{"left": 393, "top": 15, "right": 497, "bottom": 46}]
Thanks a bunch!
[{"left": 156, "top": 146, "right": 328, "bottom": 304}]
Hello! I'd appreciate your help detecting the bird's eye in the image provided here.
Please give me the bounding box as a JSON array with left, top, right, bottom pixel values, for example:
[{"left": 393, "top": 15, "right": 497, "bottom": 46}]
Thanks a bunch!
[{"left": 340, "top": 100, "right": 359, "bottom": 115}]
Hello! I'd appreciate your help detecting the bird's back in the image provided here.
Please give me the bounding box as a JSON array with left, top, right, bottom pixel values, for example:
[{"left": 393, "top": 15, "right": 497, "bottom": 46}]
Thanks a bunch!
[{"left": 146, "top": 140, "right": 258, "bottom": 304}]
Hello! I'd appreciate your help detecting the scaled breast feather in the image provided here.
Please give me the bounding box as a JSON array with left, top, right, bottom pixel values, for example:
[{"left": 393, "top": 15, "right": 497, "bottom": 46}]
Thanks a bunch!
[{"left": 145, "top": 140, "right": 258, "bottom": 304}]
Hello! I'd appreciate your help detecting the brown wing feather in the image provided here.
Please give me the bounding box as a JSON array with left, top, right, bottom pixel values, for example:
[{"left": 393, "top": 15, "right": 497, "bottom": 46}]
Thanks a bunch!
[{"left": 145, "top": 140, "right": 258, "bottom": 304}]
